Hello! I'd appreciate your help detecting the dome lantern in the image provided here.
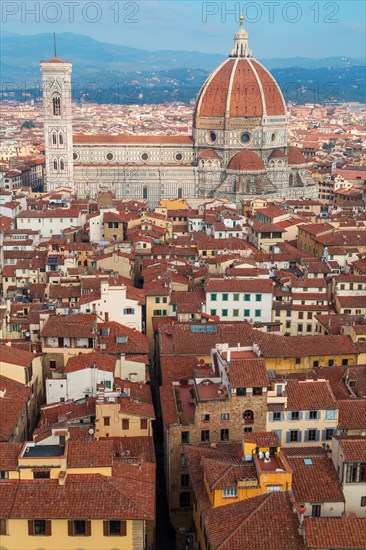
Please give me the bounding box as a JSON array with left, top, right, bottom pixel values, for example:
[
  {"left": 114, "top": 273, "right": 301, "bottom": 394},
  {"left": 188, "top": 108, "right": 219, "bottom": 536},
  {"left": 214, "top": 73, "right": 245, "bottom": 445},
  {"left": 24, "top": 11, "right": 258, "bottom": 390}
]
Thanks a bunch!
[{"left": 229, "top": 15, "right": 252, "bottom": 58}]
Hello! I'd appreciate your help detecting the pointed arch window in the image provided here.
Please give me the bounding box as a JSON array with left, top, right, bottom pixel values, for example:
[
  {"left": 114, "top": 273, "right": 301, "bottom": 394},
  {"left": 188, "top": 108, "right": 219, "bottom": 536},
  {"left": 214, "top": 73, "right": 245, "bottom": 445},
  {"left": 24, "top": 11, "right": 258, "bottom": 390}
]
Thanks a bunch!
[
  {"left": 59, "top": 133, "right": 64, "bottom": 145},
  {"left": 178, "top": 187, "right": 183, "bottom": 199},
  {"left": 52, "top": 133, "right": 57, "bottom": 145},
  {"left": 53, "top": 160, "right": 58, "bottom": 171},
  {"left": 60, "top": 160, "right": 65, "bottom": 171},
  {"left": 53, "top": 95, "right": 61, "bottom": 116},
  {"left": 142, "top": 186, "right": 148, "bottom": 200}
]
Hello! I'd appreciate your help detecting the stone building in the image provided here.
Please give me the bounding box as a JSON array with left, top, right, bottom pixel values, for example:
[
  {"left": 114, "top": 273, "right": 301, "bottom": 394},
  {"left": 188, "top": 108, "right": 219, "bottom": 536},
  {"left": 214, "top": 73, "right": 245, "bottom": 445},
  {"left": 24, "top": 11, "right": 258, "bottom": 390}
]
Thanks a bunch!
[
  {"left": 160, "top": 343, "right": 269, "bottom": 541},
  {"left": 40, "top": 19, "right": 317, "bottom": 205}
]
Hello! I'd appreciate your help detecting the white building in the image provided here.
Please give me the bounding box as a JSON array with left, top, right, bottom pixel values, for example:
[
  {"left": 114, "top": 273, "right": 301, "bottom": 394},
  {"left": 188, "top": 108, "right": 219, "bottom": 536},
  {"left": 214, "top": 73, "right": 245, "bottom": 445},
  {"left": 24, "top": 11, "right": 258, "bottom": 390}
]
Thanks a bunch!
[
  {"left": 204, "top": 277, "right": 273, "bottom": 322},
  {"left": 79, "top": 281, "right": 143, "bottom": 331},
  {"left": 16, "top": 208, "right": 83, "bottom": 238},
  {"left": 46, "top": 352, "right": 116, "bottom": 404},
  {"left": 331, "top": 436, "right": 366, "bottom": 517}
]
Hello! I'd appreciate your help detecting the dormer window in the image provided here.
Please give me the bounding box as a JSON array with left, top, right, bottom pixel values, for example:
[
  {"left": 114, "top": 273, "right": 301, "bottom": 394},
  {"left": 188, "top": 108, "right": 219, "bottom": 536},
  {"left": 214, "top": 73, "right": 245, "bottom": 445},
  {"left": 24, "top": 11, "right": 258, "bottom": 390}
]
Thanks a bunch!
[{"left": 223, "top": 487, "right": 238, "bottom": 498}]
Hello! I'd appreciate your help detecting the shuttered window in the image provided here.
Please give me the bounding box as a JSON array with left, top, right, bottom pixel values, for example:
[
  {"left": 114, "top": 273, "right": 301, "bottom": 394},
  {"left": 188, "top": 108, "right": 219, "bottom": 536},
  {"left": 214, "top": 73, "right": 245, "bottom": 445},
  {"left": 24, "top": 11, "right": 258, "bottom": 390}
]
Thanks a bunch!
[
  {"left": 0, "top": 519, "right": 8, "bottom": 535},
  {"left": 28, "top": 520, "right": 51, "bottom": 536},
  {"left": 68, "top": 520, "right": 91, "bottom": 536},
  {"left": 103, "top": 520, "right": 127, "bottom": 536}
]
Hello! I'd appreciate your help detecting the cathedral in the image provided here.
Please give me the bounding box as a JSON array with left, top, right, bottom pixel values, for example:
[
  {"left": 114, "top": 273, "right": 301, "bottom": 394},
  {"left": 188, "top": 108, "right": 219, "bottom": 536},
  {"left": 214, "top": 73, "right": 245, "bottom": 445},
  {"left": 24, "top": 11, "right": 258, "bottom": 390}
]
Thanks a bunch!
[{"left": 40, "top": 18, "right": 317, "bottom": 206}]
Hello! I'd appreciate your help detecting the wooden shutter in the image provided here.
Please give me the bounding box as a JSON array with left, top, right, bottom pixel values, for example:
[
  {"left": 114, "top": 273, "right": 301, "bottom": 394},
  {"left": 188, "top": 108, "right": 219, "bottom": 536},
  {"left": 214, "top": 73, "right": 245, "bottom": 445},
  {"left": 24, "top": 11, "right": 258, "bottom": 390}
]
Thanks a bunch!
[
  {"left": 28, "top": 520, "right": 35, "bottom": 536},
  {"left": 103, "top": 521, "right": 110, "bottom": 536},
  {"left": 120, "top": 521, "right": 127, "bottom": 536},
  {"left": 68, "top": 520, "right": 74, "bottom": 536},
  {"left": 85, "top": 521, "right": 91, "bottom": 536},
  {"left": 0, "top": 519, "right": 7, "bottom": 535},
  {"left": 45, "top": 520, "right": 52, "bottom": 536}
]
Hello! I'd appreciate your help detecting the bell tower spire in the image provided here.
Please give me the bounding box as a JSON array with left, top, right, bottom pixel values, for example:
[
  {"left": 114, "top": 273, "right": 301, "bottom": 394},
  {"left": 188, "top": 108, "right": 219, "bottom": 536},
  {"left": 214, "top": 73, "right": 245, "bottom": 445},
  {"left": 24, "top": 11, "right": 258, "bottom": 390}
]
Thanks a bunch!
[
  {"left": 229, "top": 15, "right": 252, "bottom": 58},
  {"left": 40, "top": 43, "right": 74, "bottom": 193}
]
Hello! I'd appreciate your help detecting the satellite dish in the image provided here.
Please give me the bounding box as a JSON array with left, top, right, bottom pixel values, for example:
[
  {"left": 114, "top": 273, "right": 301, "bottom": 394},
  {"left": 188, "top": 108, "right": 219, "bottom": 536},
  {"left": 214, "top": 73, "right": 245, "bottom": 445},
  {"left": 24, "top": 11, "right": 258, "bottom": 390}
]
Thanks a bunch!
[{"left": 88, "top": 428, "right": 94, "bottom": 435}]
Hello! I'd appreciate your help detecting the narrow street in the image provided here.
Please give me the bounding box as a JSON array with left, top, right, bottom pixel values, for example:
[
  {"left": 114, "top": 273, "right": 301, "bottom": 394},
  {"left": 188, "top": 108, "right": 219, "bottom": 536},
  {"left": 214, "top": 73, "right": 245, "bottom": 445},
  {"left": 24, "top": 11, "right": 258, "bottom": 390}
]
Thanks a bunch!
[{"left": 150, "top": 362, "right": 176, "bottom": 550}]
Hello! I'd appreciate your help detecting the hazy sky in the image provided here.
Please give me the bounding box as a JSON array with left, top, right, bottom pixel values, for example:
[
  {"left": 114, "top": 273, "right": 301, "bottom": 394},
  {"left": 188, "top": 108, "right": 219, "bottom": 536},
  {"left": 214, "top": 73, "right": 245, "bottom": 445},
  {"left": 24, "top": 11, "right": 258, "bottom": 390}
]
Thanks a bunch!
[{"left": 2, "top": 0, "right": 365, "bottom": 58}]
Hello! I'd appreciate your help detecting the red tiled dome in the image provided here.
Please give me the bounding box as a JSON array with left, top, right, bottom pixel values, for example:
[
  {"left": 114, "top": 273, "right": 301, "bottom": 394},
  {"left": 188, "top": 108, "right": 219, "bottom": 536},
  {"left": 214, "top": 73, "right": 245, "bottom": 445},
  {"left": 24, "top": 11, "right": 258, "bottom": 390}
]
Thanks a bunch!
[
  {"left": 195, "top": 58, "right": 286, "bottom": 120},
  {"left": 228, "top": 150, "right": 265, "bottom": 171},
  {"left": 288, "top": 146, "right": 307, "bottom": 165},
  {"left": 269, "top": 149, "right": 287, "bottom": 159},
  {"left": 198, "top": 149, "right": 220, "bottom": 160}
]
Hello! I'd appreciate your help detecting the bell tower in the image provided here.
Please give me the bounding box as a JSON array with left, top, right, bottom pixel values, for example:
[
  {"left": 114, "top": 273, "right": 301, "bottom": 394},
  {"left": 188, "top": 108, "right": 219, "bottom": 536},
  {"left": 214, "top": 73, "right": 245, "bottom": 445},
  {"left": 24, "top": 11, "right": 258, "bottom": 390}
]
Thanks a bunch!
[{"left": 40, "top": 37, "right": 73, "bottom": 192}]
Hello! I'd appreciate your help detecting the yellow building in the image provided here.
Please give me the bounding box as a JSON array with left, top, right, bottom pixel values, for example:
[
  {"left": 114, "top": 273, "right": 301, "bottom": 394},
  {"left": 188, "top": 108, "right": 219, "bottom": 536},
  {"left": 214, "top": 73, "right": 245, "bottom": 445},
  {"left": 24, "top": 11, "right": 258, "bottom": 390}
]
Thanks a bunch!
[
  {"left": 0, "top": 437, "right": 155, "bottom": 550},
  {"left": 256, "top": 334, "right": 358, "bottom": 373},
  {"left": 95, "top": 381, "right": 155, "bottom": 439},
  {"left": 185, "top": 432, "right": 302, "bottom": 550},
  {"left": 0, "top": 344, "right": 44, "bottom": 436}
]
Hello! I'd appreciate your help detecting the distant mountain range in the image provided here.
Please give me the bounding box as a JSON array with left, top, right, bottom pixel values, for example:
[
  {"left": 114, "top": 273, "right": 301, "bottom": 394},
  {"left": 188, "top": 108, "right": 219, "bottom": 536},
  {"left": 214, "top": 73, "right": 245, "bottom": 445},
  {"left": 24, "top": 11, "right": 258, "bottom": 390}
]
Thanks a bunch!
[{"left": 1, "top": 32, "right": 365, "bottom": 104}]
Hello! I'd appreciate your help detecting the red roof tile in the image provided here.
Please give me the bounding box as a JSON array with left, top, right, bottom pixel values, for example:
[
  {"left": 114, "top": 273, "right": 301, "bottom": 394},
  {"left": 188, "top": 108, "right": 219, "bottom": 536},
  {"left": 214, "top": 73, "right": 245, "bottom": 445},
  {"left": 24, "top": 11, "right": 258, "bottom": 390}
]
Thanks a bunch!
[
  {"left": 41, "top": 314, "right": 97, "bottom": 338},
  {"left": 64, "top": 352, "right": 116, "bottom": 374},
  {"left": 1, "top": 470, "right": 154, "bottom": 520},
  {"left": 285, "top": 454, "right": 344, "bottom": 503},
  {"left": 338, "top": 437, "right": 366, "bottom": 462},
  {"left": 286, "top": 379, "right": 336, "bottom": 411},
  {"left": 338, "top": 400, "right": 366, "bottom": 429},
  {"left": 304, "top": 517, "right": 366, "bottom": 549},
  {"left": 0, "top": 344, "right": 34, "bottom": 367},
  {"left": 228, "top": 357, "right": 269, "bottom": 388},
  {"left": 0, "top": 442, "right": 22, "bottom": 470},
  {"left": 67, "top": 439, "right": 114, "bottom": 468}
]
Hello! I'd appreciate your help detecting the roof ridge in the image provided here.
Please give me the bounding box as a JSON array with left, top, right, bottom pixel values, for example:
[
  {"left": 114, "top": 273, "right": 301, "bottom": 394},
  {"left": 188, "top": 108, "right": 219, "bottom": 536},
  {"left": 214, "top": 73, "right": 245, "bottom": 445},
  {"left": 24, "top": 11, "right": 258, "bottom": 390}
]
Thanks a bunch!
[
  {"left": 217, "top": 492, "right": 273, "bottom": 549},
  {"left": 209, "top": 462, "right": 236, "bottom": 490}
]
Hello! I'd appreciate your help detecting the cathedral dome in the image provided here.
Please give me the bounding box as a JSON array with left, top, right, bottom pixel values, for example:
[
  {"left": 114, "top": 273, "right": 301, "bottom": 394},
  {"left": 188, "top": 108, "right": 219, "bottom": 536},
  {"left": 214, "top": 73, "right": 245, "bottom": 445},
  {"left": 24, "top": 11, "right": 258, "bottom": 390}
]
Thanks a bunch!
[
  {"left": 227, "top": 150, "right": 265, "bottom": 171},
  {"left": 194, "top": 18, "right": 286, "bottom": 124}
]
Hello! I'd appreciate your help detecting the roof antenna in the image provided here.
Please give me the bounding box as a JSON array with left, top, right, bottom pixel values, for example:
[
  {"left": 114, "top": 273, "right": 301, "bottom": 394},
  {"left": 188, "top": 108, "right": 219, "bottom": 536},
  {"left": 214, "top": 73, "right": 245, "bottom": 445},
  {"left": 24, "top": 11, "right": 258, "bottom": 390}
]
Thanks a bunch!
[{"left": 54, "top": 32, "right": 57, "bottom": 58}]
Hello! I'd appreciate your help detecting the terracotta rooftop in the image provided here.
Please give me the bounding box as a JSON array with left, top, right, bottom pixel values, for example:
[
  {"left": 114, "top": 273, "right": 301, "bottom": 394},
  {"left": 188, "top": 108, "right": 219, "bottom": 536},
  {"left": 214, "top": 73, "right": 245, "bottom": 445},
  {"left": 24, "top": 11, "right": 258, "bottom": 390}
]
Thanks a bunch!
[
  {"left": 64, "top": 352, "right": 116, "bottom": 374},
  {"left": 0, "top": 467, "right": 154, "bottom": 520},
  {"left": 0, "top": 442, "right": 22, "bottom": 470},
  {"left": 41, "top": 314, "right": 97, "bottom": 339},
  {"left": 338, "top": 400, "right": 366, "bottom": 429},
  {"left": 256, "top": 334, "right": 357, "bottom": 358},
  {"left": 286, "top": 454, "right": 344, "bottom": 503},
  {"left": 337, "top": 436, "right": 366, "bottom": 462},
  {"left": 0, "top": 344, "right": 34, "bottom": 367},
  {"left": 286, "top": 379, "right": 336, "bottom": 411},
  {"left": 228, "top": 357, "right": 269, "bottom": 388},
  {"left": 67, "top": 439, "right": 114, "bottom": 468},
  {"left": 159, "top": 321, "right": 255, "bottom": 357},
  {"left": 304, "top": 517, "right": 366, "bottom": 549}
]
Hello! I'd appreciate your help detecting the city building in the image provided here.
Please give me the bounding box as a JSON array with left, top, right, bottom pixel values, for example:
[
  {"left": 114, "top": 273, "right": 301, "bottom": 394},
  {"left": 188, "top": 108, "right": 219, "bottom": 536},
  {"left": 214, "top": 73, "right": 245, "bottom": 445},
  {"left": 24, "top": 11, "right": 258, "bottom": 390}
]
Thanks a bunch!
[{"left": 40, "top": 20, "right": 316, "bottom": 204}]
